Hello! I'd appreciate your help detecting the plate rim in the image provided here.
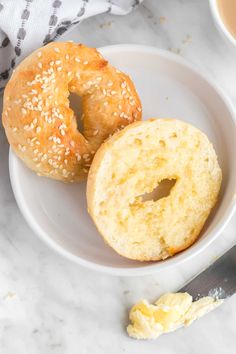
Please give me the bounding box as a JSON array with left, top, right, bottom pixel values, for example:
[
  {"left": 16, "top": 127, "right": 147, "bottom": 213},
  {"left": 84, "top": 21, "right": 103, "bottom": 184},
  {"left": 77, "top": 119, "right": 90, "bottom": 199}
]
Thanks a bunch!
[{"left": 9, "top": 44, "right": 236, "bottom": 276}]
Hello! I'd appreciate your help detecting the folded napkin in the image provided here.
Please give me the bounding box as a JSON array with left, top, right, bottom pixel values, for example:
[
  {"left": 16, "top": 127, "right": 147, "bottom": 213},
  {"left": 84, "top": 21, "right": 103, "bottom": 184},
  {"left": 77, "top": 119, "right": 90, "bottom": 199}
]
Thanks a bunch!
[{"left": 0, "top": 0, "right": 142, "bottom": 90}]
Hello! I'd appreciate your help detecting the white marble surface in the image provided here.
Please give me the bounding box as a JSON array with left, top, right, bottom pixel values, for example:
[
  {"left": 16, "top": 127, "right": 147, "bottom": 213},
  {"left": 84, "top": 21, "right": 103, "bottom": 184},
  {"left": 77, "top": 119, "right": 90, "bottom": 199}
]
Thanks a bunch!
[{"left": 0, "top": 0, "right": 236, "bottom": 353}]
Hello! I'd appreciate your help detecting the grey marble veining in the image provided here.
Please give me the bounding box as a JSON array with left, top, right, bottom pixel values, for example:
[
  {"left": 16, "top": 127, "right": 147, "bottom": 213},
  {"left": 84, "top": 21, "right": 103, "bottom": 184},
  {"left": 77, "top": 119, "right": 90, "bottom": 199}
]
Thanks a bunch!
[{"left": 0, "top": 0, "right": 236, "bottom": 353}]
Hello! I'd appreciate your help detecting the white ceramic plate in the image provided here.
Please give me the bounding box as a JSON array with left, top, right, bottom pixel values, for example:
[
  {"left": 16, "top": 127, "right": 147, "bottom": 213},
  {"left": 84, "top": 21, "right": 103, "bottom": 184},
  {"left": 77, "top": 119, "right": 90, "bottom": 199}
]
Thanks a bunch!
[{"left": 9, "top": 45, "right": 236, "bottom": 276}]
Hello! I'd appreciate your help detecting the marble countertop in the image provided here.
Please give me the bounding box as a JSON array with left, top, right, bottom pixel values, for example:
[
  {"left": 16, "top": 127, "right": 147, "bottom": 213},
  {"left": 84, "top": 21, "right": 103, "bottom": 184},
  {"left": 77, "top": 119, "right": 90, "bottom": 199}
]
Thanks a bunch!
[{"left": 0, "top": 0, "right": 236, "bottom": 353}]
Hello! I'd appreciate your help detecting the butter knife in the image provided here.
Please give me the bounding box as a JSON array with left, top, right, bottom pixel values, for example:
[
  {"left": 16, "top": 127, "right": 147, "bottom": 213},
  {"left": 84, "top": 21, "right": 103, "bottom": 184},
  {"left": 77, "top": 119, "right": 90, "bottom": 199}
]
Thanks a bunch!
[{"left": 179, "top": 244, "right": 236, "bottom": 300}]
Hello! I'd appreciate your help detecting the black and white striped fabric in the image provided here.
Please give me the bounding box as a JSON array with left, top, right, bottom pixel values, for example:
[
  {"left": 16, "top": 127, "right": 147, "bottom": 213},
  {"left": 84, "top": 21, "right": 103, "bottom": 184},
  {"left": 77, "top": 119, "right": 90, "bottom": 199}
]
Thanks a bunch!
[{"left": 0, "top": 0, "right": 142, "bottom": 90}]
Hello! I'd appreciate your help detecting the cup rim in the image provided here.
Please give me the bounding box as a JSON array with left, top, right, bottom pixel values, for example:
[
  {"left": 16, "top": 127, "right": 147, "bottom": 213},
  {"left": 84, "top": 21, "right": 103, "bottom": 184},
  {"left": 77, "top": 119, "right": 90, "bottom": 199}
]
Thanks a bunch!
[{"left": 209, "top": 0, "right": 236, "bottom": 47}]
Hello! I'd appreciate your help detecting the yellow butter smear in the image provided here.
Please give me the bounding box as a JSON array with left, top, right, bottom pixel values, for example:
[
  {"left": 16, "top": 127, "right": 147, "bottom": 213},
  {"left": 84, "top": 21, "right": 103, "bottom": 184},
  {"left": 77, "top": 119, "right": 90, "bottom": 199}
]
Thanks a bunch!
[{"left": 127, "top": 292, "right": 223, "bottom": 339}]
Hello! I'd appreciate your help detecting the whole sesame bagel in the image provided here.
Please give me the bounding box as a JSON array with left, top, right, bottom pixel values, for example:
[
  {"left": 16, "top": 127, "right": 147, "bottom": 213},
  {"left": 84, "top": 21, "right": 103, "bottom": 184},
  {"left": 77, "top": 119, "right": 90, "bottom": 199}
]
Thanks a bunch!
[
  {"left": 2, "top": 42, "right": 142, "bottom": 182},
  {"left": 87, "top": 119, "right": 222, "bottom": 261}
]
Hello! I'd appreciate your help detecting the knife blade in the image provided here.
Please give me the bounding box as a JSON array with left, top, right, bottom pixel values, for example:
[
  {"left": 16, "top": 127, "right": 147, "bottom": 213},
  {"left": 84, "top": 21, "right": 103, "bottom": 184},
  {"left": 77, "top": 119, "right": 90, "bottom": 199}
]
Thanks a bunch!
[{"left": 179, "top": 244, "right": 236, "bottom": 300}]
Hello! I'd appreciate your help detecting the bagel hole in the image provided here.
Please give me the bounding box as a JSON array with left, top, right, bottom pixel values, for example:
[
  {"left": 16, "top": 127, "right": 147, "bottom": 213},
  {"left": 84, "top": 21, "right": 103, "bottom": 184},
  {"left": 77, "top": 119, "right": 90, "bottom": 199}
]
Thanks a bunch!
[
  {"left": 68, "top": 92, "right": 84, "bottom": 133},
  {"left": 140, "top": 179, "right": 177, "bottom": 202}
]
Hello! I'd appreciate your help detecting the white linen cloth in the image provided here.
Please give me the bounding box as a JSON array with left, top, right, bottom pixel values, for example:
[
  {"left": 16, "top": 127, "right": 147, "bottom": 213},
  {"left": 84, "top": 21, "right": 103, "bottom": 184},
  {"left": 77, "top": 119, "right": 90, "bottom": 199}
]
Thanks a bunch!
[{"left": 0, "top": 0, "right": 142, "bottom": 90}]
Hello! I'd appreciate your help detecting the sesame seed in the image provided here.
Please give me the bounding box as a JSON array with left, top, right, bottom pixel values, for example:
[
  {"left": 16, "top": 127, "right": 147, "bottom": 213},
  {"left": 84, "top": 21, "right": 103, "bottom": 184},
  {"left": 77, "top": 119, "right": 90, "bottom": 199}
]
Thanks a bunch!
[
  {"left": 121, "top": 82, "right": 127, "bottom": 89},
  {"left": 75, "top": 58, "right": 80, "bottom": 63},
  {"left": 55, "top": 60, "right": 61, "bottom": 65},
  {"left": 65, "top": 54, "right": 69, "bottom": 60},
  {"left": 54, "top": 47, "right": 60, "bottom": 53},
  {"left": 57, "top": 67, "right": 62, "bottom": 72},
  {"left": 34, "top": 149, "right": 39, "bottom": 154},
  {"left": 76, "top": 153, "right": 81, "bottom": 161},
  {"left": 70, "top": 140, "right": 75, "bottom": 147},
  {"left": 83, "top": 61, "right": 88, "bottom": 65},
  {"left": 33, "top": 118, "right": 38, "bottom": 125},
  {"left": 83, "top": 154, "right": 90, "bottom": 159},
  {"left": 12, "top": 127, "right": 18, "bottom": 132},
  {"left": 111, "top": 90, "right": 116, "bottom": 95},
  {"left": 102, "top": 89, "right": 107, "bottom": 95},
  {"left": 67, "top": 71, "right": 72, "bottom": 76},
  {"left": 21, "top": 108, "right": 27, "bottom": 115},
  {"left": 138, "top": 107, "right": 141, "bottom": 112},
  {"left": 107, "top": 81, "right": 113, "bottom": 87},
  {"left": 113, "top": 112, "right": 118, "bottom": 116},
  {"left": 121, "top": 90, "right": 126, "bottom": 96},
  {"left": 38, "top": 62, "right": 42, "bottom": 69},
  {"left": 93, "top": 130, "right": 99, "bottom": 136},
  {"left": 50, "top": 61, "right": 54, "bottom": 66},
  {"left": 36, "top": 126, "right": 41, "bottom": 133},
  {"left": 37, "top": 51, "right": 42, "bottom": 58},
  {"left": 60, "top": 129, "right": 65, "bottom": 136},
  {"left": 96, "top": 77, "right": 102, "bottom": 81},
  {"left": 120, "top": 112, "right": 125, "bottom": 118},
  {"left": 104, "top": 101, "right": 108, "bottom": 106},
  {"left": 118, "top": 104, "right": 122, "bottom": 110},
  {"left": 53, "top": 162, "right": 59, "bottom": 168},
  {"left": 33, "top": 157, "right": 38, "bottom": 162}
]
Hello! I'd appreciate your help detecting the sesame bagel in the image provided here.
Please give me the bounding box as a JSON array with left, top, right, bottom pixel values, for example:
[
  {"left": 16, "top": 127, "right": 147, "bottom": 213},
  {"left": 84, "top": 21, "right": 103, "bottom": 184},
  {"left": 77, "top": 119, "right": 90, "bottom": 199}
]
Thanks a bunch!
[
  {"left": 87, "top": 119, "right": 222, "bottom": 261},
  {"left": 2, "top": 42, "right": 142, "bottom": 182}
]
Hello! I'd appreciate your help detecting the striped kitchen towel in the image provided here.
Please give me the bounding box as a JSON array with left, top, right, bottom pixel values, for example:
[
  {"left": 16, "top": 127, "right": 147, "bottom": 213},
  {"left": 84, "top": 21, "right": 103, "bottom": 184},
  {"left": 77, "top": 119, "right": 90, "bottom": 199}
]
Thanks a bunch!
[{"left": 0, "top": 0, "right": 142, "bottom": 90}]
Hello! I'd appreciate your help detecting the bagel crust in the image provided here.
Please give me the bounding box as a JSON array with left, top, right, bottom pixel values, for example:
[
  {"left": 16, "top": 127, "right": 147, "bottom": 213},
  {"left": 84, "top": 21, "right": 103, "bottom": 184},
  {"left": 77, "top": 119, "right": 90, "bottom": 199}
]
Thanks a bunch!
[
  {"left": 2, "top": 42, "right": 142, "bottom": 182},
  {"left": 87, "top": 119, "right": 222, "bottom": 261}
]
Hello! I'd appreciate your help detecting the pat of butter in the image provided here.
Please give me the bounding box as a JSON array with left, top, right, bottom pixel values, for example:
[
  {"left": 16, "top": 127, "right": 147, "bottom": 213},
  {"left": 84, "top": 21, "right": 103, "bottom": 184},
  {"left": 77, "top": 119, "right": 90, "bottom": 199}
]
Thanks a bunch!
[{"left": 127, "top": 292, "right": 223, "bottom": 339}]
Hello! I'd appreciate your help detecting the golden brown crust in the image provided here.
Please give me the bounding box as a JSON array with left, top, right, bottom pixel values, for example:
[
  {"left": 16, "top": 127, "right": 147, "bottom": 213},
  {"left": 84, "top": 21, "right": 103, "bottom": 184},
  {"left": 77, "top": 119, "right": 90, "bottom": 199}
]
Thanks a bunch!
[
  {"left": 2, "top": 42, "right": 142, "bottom": 182},
  {"left": 87, "top": 119, "right": 222, "bottom": 261}
]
